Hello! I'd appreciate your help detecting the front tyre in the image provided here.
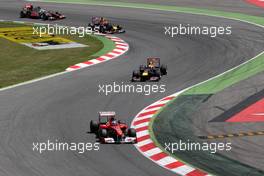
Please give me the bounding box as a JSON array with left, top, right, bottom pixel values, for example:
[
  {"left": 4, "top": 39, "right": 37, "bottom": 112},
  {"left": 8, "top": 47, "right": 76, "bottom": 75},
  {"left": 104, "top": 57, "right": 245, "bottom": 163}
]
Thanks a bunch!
[
  {"left": 127, "top": 128, "right": 136, "bottom": 137},
  {"left": 99, "top": 129, "right": 108, "bottom": 138},
  {"left": 41, "top": 14, "right": 48, "bottom": 20},
  {"left": 160, "top": 64, "right": 167, "bottom": 75}
]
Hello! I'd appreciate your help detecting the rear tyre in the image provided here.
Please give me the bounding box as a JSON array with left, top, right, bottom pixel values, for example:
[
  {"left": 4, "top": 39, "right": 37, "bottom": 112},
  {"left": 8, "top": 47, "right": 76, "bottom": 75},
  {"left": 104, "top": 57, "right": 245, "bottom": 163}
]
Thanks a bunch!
[
  {"left": 90, "top": 120, "right": 99, "bottom": 133},
  {"left": 20, "top": 11, "right": 25, "bottom": 18},
  {"left": 127, "top": 128, "right": 136, "bottom": 137},
  {"left": 154, "top": 69, "right": 161, "bottom": 76},
  {"left": 156, "top": 70, "right": 161, "bottom": 81},
  {"left": 160, "top": 64, "right": 167, "bottom": 75}
]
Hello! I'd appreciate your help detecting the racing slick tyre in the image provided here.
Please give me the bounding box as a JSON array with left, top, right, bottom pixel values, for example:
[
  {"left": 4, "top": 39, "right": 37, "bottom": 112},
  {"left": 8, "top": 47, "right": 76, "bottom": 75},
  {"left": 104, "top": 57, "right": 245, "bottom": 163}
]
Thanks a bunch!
[
  {"left": 20, "top": 11, "right": 26, "bottom": 18},
  {"left": 41, "top": 14, "right": 48, "bottom": 21},
  {"left": 139, "top": 65, "right": 145, "bottom": 72},
  {"left": 127, "top": 128, "right": 136, "bottom": 137},
  {"left": 99, "top": 129, "right": 108, "bottom": 138},
  {"left": 90, "top": 120, "right": 99, "bottom": 133},
  {"left": 153, "top": 69, "right": 161, "bottom": 81},
  {"left": 99, "top": 26, "right": 106, "bottom": 34},
  {"left": 160, "top": 64, "right": 167, "bottom": 75},
  {"left": 131, "top": 70, "right": 140, "bottom": 82},
  {"left": 132, "top": 70, "right": 140, "bottom": 77}
]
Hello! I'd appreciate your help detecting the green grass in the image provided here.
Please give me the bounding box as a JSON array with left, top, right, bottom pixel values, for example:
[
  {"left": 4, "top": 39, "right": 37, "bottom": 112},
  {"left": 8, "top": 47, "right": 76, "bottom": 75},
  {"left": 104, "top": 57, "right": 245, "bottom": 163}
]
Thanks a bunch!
[
  {"left": 0, "top": 22, "right": 115, "bottom": 88},
  {"left": 0, "top": 21, "right": 28, "bottom": 28},
  {"left": 184, "top": 52, "right": 264, "bottom": 95}
]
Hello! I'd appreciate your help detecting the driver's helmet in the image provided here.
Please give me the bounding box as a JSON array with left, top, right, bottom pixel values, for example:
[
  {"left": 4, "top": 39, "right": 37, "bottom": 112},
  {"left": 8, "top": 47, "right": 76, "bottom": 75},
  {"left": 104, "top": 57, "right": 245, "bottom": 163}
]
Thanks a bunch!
[
  {"left": 110, "top": 116, "right": 115, "bottom": 121},
  {"left": 148, "top": 61, "right": 154, "bottom": 68},
  {"left": 99, "top": 17, "right": 104, "bottom": 24},
  {"left": 111, "top": 120, "right": 118, "bottom": 126},
  {"left": 39, "top": 9, "right": 46, "bottom": 13}
]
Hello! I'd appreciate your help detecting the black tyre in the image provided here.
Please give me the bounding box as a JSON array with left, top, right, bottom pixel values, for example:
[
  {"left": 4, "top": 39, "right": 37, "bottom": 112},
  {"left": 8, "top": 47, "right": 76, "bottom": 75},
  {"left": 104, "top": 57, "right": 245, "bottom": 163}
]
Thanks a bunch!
[
  {"left": 88, "top": 23, "right": 94, "bottom": 30},
  {"left": 41, "top": 14, "right": 48, "bottom": 20},
  {"left": 20, "top": 11, "right": 25, "bottom": 18},
  {"left": 132, "top": 70, "right": 140, "bottom": 82},
  {"left": 139, "top": 65, "right": 145, "bottom": 72},
  {"left": 160, "top": 64, "right": 167, "bottom": 75},
  {"left": 99, "top": 129, "right": 108, "bottom": 138},
  {"left": 26, "top": 11, "right": 31, "bottom": 18},
  {"left": 90, "top": 120, "right": 99, "bottom": 133},
  {"left": 127, "top": 128, "right": 136, "bottom": 137},
  {"left": 99, "top": 25, "right": 106, "bottom": 33},
  {"left": 153, "top": 69, "right": 160, "bottom": 76},
  {"left": 133, "top": 70, "right": 140, "bottom": 77},
  {"left": 155, "top": 70, "right": 161, "bottom": 81}
]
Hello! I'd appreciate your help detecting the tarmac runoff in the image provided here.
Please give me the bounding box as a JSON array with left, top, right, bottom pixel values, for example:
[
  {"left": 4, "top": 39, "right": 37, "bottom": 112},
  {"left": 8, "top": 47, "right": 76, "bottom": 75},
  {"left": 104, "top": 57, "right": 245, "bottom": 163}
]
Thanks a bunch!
[{"left": 152, "top": 93, "right": 264, "bottom": 176}]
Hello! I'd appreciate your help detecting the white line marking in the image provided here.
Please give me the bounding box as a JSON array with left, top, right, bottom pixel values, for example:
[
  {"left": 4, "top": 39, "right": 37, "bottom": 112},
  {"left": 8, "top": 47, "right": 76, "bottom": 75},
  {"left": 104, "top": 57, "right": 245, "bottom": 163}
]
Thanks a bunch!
[
  {"left": 252, "top": 113, "right": 264, "bottom": 116},
  {"left": 107, "top": 52, "right": 120, "bottom": 57},
  {"left": 133, "top": 122, "right": 149, "bottom": 129},
  {"left": 150, "top": 100, "right": 171, "bottom": 106},
  {"left": 113, "top": 49, "right": 124, "bottom": 53},
  {"left": 156, "top": 156, "right": 177, "bottom": 166},
  {"left": 115, "top": 45, "right": 129, "bottom": 49},
  {"left": 137, "top": 130, "right": 149, "bottom": 138},
  {"left": 144, "top": 147, "right": 163, "bottom": 157},
  {"left": 75, "top": 63, "right": 89, "bottom": 67},
  {"left": 137, "top": 139, "right": 153, "bottom": 147},
  {"left": 140, "top": 107, "right": 161, "bottom": 112},
  {"left": 171, "top": 165, "right": 195, "bottom": 175},
  {"left": 135, "top": 114, "right": 153, "bottom": 120},
  {"left": 99, "top": 55, "right": 112, "bottom": 60}
]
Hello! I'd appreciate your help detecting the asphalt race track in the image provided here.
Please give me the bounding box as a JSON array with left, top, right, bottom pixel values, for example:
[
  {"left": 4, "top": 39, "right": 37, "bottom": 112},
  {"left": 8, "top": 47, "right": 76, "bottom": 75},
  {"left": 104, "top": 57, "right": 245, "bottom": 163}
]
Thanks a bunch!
[{"left": 0, "top": 0, "right": 264, "bottom": 175}]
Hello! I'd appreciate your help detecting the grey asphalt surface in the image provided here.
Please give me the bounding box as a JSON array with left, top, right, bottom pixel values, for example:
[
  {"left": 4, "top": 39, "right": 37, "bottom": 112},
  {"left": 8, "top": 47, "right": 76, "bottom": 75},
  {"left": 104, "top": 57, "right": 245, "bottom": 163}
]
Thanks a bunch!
[{"left": 0, "top": 0, "right": 264, "bottom": 175}]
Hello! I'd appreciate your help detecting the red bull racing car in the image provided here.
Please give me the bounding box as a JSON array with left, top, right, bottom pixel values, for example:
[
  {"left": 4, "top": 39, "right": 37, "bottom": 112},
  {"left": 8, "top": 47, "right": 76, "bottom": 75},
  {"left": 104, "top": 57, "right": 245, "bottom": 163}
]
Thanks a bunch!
[
  {"left": 88, "top": 17, "right": 125, "bottom": 34},
  {"left": 90, "top": 112, "right": 137, "bottom": 144},
  {"left": 20, "top": 4, "right": 65, "bottom": 20},
  {"left": 132, "top": 57, "right": 167, "bottom": 82}
]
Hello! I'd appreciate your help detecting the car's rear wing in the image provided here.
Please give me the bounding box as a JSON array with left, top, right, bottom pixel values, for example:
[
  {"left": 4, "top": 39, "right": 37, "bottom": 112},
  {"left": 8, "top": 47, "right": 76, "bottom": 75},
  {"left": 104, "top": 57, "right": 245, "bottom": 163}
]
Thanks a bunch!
[
  {"left": 147, "top": 57, "right": 160, "bottom": 67},
  {"left": 99, "top": 111, "right": 116, "bottom": 116}
]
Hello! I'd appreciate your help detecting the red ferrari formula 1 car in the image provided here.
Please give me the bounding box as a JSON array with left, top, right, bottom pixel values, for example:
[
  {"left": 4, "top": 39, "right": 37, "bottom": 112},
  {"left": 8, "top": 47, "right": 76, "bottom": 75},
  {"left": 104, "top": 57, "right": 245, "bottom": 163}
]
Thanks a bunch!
[
  {"left": 90, "top": 112, "right": 137, "bottom": 144},
  {"left": 20, "top": 4, "right": 65, "bottom": 20}
]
